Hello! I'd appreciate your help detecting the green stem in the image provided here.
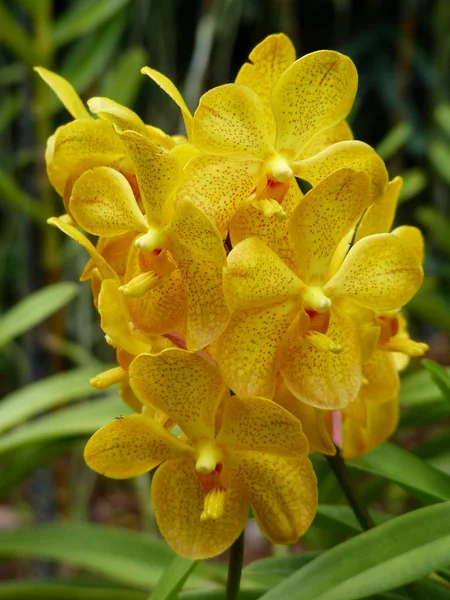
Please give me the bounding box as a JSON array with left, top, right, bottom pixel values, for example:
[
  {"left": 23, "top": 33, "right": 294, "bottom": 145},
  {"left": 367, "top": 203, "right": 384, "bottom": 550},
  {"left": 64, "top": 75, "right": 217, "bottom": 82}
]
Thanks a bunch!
[
  {"left": 226, "top": 530, "right": 245, "bottom": 600},
  {"left": 326, "top": 447, "right": 375, "bottom": 531}
]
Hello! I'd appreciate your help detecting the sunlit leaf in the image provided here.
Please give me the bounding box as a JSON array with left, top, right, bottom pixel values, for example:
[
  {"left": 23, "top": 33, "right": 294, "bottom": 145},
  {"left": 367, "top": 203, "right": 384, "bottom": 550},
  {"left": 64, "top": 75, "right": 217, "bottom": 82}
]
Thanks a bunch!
[
  {"left": 259, "top": 503, "right": 450, "bottom": 600},
  {"left": 0, "top": 283, "right": 79, "bottom": 350},
  {"left": 349, "top": 442, "right": 450, "bottom": 503},
  {"left": 149, "top": 557, "right": 198, "bottom": 600},
  {"left": 100, "top": 47, "right": 147, "bottom": 106},
  {"left": 53, "top": 0, "right": 131, "bottom": 47},
  {"left": 422, "top": 359, "right": 450, "bottom": 401}
]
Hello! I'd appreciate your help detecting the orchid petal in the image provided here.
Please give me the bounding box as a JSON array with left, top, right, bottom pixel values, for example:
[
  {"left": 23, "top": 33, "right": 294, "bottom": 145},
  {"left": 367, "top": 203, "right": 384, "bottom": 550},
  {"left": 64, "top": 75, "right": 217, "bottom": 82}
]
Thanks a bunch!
[
  {"left": 289, "top": 169, "right": 371, "bottom": 285},
  {"left": 35, "top": 67, "right": 90, "bottom": 120},
  {"left": 152, "top": 457, "right": 249, "bottom": 559},
  {"left": 236, "top": 33, "right": 296, "bottom": 141},
  {"left": 325, "top": 233, "right": 424, "bottom": 311},
  {"left": 272, "top": 51, "right": 357, "bottom": 159},
  {"left": 192, "top": 84, "right": 272, "bottom": 158},
  {"left": 84, "top": 414, "right": 190, "bottom": 478},
  {"left": 129, "top": 348, "right": 226, "bottom": 442}
]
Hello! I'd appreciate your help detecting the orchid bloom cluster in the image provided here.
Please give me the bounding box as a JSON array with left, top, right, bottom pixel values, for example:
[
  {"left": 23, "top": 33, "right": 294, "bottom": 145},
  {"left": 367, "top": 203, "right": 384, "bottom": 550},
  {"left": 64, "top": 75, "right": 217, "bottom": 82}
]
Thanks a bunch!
[{"left": 37, "top": 34, "right": 428, "bottom": 559}]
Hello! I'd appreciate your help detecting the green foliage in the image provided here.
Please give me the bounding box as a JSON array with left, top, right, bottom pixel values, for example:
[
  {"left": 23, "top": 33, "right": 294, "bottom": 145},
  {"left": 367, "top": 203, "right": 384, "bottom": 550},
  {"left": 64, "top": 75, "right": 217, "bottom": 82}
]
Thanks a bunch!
[{"left": 0, "top": 1, "right": 449, "bottom": 599}]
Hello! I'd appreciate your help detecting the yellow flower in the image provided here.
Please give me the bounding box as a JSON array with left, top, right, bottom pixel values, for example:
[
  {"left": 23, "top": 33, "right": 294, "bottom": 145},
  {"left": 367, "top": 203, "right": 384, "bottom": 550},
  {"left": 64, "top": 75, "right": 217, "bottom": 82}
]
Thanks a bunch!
[
  {"left": 145, "top": 34, "right": 388, "bottom": 234},
  {"left": 84, "top": 348, "right": 317, "bottom": 559},
  {"left": 216, "top": 169, "right": 423, "bottom": 408}
]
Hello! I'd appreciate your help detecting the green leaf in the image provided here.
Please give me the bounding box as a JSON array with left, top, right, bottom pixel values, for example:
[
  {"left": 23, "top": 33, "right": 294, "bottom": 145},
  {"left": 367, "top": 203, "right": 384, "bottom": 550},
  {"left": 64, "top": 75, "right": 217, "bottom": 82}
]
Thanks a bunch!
[
  {"left": 53, "top": 0, "right": 131, "bottom": 47},
  {"left": 0, "top": 523, "right": 212, "bottom": 590},
  {"left": 0, "top": 166, "right": 49, "bottom": 227},
  {"left": 398, "top": 168, "right": 427, "bottom": 202},
  {"left": 0, "top": 366, "right": 107, "bottom": 434},
  {"left": 61, "top": 15, "right": 126, "bottom": 100},
  {"left": 0, "top": 439, "right": 81, "bottom": 497},
  {"left": 400, "top": 367, "right": 450, "bottom": 426},
  {"left": 0, "top": 395, "right": 131, "bottom": 456},
  {"left": 407, "top": 289, "right": 450, "bottom": 334},
  {"left": 429, "top": 141, "right": 450, "bottom": 185},
  {"left": 313, "top": 505, "right": 391, "bottom": 535},
  {"left": 0, "top": 4, "right": 36, "bottom": 65},
  {"left": 0, "top": 283, "right": 79, "bottom": 350},
  {"left": 149, "top": 557, "right": 197, "bottom": 600},
  {"left": 408, "top": 579, "right": 450, "bottom": 599},
  {"left": 422, "top": 359, "right": 450, "bottom": 401},
  {"left": 436, "top": 103, "right": 450, "bottom": 136},
  {"left": 100, "top": 47, "right": 147, "bottom": 106},
  {"left": 416, "top": 205, "right": 450, "bottom": 255},
  {"left": 259, "top": 503, "right": 450, "bottom": 600},
  {"left": 0, "top": 582, "right": 147, "bottom": 600},
  {"left": 349, "top": 442, "right": 450, "bottom": 503},
  {"left": 375, "top": 122, "right": 412, "bottom": 160},
  {"left": 242, "top": 552, "right": 320, "bottom": 590}
]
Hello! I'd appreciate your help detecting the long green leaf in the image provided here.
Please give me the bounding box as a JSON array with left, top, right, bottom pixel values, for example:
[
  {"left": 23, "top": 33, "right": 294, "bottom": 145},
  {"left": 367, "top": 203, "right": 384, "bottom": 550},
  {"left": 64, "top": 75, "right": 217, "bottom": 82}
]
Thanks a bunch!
[
  {"left": 349, "top": 442, "right": 450, "bottom": 503},
  {"left": 0, "top": 283, "right": 78, "bottom": 350},
  {"left": 61, "top": 15, "right": 126, "bottom": 100},
  {"left": 0, "top": 166, "right": 49, "bottom": 227},
  {"left": 53, "top": 0, "right": 131, "bottom": 47},
  {"left": 0, "top": 523, "right": 214, "bottom": 590},
  {"left": 422, "top": 359, "right": 450, "bottom": 401},
  {"left": 0, "top": 395, "right": 130, "bottom": 455},
  {"left": 0, "top": 439, "right": 81, "bottom": 497},
  {"left": 0, "top": 582, "right": 147, "bottom": 600},
  {"left": 313, "top": 505, "right": 391, "bottom": 535},
  {"left": 0, "top": 4, "right": 36, "bottom": 65},
  {"left": 260, "top": 503, "right": 450, "bottom": 600},
  {"left": 0, "top": 366, "right": 107, "bottom": 434},
  {"left": 149, "top": 557, "right": 198, "bottom": 600},
  {"left": 100, "top": 47, "right": 147, "bottom": 106}
]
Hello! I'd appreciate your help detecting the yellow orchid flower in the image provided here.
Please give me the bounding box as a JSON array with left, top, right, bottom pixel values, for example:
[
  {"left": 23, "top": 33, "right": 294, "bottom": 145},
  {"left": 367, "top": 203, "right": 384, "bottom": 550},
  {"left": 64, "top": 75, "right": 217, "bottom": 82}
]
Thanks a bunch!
[
  {"left": 84, "top": 348, "right": 317, "bottom": 559},
  {"left": 144, "top": 35, "right": 387, "bottom": 234},
  {"left": 216, "top": 168, "right": 423, "bottom": 408}
]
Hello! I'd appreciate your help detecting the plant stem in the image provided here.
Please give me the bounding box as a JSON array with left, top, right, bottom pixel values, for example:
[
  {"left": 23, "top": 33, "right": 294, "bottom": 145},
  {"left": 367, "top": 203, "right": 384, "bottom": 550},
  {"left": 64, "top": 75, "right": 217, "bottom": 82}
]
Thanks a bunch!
[
  {"left": 326, "top": 447, "right": 375, "bottom": 531},
  {"left": 226, "top": 530, "right": 245, "bottom": 600}
]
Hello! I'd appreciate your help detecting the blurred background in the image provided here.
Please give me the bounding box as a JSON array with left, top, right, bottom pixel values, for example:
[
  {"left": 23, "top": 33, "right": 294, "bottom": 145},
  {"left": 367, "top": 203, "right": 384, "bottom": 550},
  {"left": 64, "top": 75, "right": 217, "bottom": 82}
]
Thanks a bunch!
[{"left": 0, "top": 0, "right": 449, "bottom": 596}]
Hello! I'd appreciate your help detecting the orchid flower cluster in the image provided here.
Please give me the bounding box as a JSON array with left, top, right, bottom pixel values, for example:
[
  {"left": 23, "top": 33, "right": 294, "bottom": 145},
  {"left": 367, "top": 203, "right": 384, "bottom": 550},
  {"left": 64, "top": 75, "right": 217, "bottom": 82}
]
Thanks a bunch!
[{"left": 37, "top": 34, "right": 428, "bottom": 559}]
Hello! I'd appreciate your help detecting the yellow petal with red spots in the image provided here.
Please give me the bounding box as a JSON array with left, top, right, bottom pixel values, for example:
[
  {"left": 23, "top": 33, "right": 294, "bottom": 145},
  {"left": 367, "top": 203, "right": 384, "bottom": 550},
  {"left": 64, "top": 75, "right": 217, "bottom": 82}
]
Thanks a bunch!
[
  {"left": 81, "top": 232, "right": 135, "bottom": 283},
  {"left": 216, "top": 395, "right": 309, "bottom": 456},
  {"left": 274, "top": 381, "right": 335, "bottom": 455},
  {"left": 229, "top": 178, "right": 303, "bottom": 272},
  {"left": 141, "top": 67, "right": 193, "bottom": 138},
  {"left": 293, "top": 140, "right": 388, "bottom": 202},
  {"left": 392, "top": 225, "right": 425, "bottom": 264},
  {"left": 129, "top": 348, "right": 226, "bottom": 442},
  {"left": 289, "top": 169, "right": 371, "bottom": 285},
  {"left": 192, "top": 84, "right": 272, "bottom": 158},
  {"left": 325, "top": 233, "right": 424, "bottom": 311},
  {"left": 360, "top": 350, "right": 399, "bottom": 405},
  {"left": 223, "top": 237, "right": 303, "bottom": 313},
  {"left": 167, "top": 199, "right": 228, "bottom": 350},
  {"left": 216, "top": 301, "right": 298, "bottom": 398},
  {"left": 179, "top": 154, "right": 263, "bottom": 235},
  {"left": 117, "top": 129, "right": 181, "bottom": 225},
  {"left": 69, "top": 166, "right": 148, "bottom": 237},
  {"left": 230, "top": 451, "right": 317, "bottom": 544},
  {"left": 47, "top": 119, "right": 125, "bottom": 196},
  {"left": 124, "top": 245, "right": 187, "bottom": 335},
  {"left": 235, "top": 33, "right": 296, "bottom": 141},
  {"left": 279, "top": 307, "right": 362, "bottom": 409},
  {"left": 152, "top": 456, "right": 249, "bottom": 559},
  {"left": 84, "top": 414, "right": 191, "bottom": 479},
  {"left": 298, "top": 120, "right": 354, "bottom": 160},
  {"left": 356, "top": 176, "right": 402, "bottom": 241},
  {"left": 98, "top": 279, "right": 152, "bottom": 355},
  {"left": 34, "top": 67, "right": 90, "bottom": 120},
  {"left": 48, "top": 217, "right": 118, "bottom": 281},
  {"left": 119, "top": 379, "right": 143, "bottom": 413},
  {"left": 88, "top": 97, "right": 148, "bottom": 136},
  {"left": 272, "top": 51, "right": 357, "bottom": 160}
]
